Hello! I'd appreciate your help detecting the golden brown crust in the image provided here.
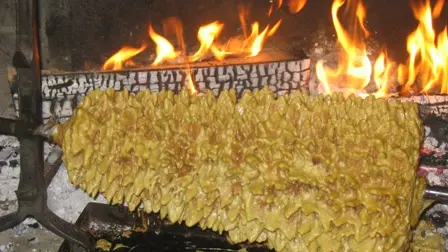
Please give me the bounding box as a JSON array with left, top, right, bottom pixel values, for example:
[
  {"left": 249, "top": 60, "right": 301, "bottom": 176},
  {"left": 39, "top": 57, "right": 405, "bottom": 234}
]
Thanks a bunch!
[{"left": 58, "top": 87, "right": 425, "bottom": 252}]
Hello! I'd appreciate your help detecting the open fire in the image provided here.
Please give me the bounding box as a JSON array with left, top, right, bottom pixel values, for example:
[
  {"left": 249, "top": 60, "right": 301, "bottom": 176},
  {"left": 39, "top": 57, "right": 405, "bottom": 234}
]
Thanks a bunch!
[
  {"left": 101, "top": 1, "right": 305, "bottom": 94},
  {"left": 316, "top": 0, "right": 447, "bottom": 97},
  {"left": 3, "top": 0, "right": 448, "bottom": 251},
  {"left": 101, "top": 1, "right": 299, "bottom": 69},
  {"left": 102, "top": 0, "right": 446, "bottom": 97}
]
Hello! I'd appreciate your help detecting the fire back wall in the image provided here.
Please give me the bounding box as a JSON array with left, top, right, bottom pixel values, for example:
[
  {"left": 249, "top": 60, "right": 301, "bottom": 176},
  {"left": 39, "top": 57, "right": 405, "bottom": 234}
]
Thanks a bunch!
[{"left": 39, "top": 0, "right": 447, "bottom": 72}]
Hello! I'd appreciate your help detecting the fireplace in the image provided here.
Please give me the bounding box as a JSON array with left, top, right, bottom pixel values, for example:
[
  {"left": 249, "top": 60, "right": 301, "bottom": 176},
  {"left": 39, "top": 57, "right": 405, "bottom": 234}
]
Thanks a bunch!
[{"left": 1, "top": 0, "right": 448, "bottom": 251}]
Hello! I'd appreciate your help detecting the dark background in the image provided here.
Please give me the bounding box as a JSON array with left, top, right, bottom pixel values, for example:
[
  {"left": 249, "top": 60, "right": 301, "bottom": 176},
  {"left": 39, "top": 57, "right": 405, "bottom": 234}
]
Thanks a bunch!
[{"left": 42, "top": 0, "right": 448, "bottom": 71}]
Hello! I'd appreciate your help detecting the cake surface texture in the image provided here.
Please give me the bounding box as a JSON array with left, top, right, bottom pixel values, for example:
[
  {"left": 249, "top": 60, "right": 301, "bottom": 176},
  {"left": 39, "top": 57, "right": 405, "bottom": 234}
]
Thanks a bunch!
[{"left": 55, "top": 87, "right": 426, "bottom": 252}]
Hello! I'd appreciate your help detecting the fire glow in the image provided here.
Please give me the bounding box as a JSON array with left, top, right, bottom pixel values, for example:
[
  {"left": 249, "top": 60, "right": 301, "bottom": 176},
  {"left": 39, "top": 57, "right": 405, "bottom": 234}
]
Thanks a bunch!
[
  {"left": 317, "top": 0, "right": 448, "bottom": 97},
  {"left": 101, "top": 1, "right": 307, "bottom": 94},
  {"left": 101, "top": 1, "right": 303, "bottom": 71},
  {"left": 102, "top": 0, "right": 447, "bottom": 97}
]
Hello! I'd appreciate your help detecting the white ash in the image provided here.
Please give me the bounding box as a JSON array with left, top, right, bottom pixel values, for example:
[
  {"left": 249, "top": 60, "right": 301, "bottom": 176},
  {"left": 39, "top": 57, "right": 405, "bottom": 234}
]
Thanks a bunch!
[
  {"left": 0, "top": 217, "right": 60, "bottom": 252},
  {"left": 88, "top": 221, "right": 131, "bottom": 238},
  {"left": 0, "top": 243, "right": 13, "bottom": 252},
  {"left": 47, "top": 164, "right": 107, "bottom": 223},
  {"left": 0, "top": 134, "right": 106, "bottom": 225},
  {"left": 425, "top": 204, "right": 448, "bottom": 251},
  {"left": 426, "top": 169, "right": 448, "bottom": 186},
  {"left": 424, "top": 136, "right": 447, "bottom": 153},
  {"left": 400, "top": 95, "right": 448, "bottom": 118},
  {"left": 0, "top": 135, "right": 20, "bottom": 216},
  {"left": 427, "top": 204, "right": 448, "bottom": 234}
]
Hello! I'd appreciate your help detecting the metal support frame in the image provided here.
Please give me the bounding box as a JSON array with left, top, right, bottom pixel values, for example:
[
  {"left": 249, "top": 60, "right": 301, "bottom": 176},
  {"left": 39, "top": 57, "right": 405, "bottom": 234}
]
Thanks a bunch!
[{"left": 0, "top": 0, "right": 95, "bottom": 250}]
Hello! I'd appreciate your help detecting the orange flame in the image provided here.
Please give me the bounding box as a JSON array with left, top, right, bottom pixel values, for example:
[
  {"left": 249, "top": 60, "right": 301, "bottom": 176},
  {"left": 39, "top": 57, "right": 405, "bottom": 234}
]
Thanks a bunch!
[
  {"left": 185, "top": 71, "right": 197, "bottom": 95},
  {"left": 316, "top": 0, "right": 372, "bottom": 95},
  {"left": 269, "top": 0, "right": 307, "bottom": 15},
  {"left": 149, "top": 25, "right": 179, "bottom": 65},
  {"left": 373, "top": 51, "right": 394, "bottom": 96},
  {"left": 162, "top": 18, "right": 197, "bottom": 95},
  {"left": 318, "top": 0, "right": 447, "bottom": 97},
  {"left": 268, "top": 0, "right": 283, "bottom": 17},
  {"left": 400, "top": 0, "right": 447, "bottom": 94},
  {"left": 102, "top": 45, "right": 147, "bottom": 71},
  {"left": 190, "top": 21, "right": 224, "bottom": 62},
  {"left": 249, "top": 21, "right": 282, "bottom": 57},
  {"left": 288, "top": 0, "right": 307, "bottom": 14},
  {"left": 238, "top": 3, "right": 250, "bottom": 38}
]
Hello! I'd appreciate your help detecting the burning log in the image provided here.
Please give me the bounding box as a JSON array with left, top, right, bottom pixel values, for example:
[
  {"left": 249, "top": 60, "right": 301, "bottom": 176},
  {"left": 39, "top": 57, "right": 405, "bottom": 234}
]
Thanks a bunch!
[
  {"left": 9, "top": 52, "right": 310, "bottom": 121},
  {"left": 44, "top": 87, "right": 426, "bottom": 252}
]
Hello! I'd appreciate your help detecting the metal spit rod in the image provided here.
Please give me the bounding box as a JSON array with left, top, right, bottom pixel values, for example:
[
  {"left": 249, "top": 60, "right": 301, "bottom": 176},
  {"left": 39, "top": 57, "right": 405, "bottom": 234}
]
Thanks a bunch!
[{"left": 424, "top": 185, "right": 448, "bottom": 203}]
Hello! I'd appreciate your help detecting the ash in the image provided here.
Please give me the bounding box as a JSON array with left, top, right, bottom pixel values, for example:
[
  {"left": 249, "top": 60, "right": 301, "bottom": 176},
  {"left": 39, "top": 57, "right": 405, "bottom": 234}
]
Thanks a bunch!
[
  {"left": 0, "top": 135, "right": 20, "bottom": 215},
  {"left": 47, "top": 164, "right": 107, "bottom": 223},
  {"left": 425, "top": 204, "right": 448, "bottom": 251},
  {"left": 0, "top": 134, "right": 106, "bottom": 250}
]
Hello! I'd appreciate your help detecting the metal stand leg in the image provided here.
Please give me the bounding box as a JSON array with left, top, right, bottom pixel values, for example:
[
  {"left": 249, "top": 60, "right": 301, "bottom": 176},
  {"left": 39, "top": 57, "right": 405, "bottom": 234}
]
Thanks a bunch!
[
  {"left": 0, "top": 0, "right": 95, "bottom": 250},
  {"left": 0, "top": 213, "right": 26, "bottom": 233},
  {"left": 36, "top": 208, "right": 95, "bottom": 249}
]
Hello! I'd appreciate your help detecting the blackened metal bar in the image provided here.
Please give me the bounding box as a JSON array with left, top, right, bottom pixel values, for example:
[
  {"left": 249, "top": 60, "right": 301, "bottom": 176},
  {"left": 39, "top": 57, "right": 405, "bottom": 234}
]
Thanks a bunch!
[
  {"left": 35, "top": 207, "right": 95, "bottom": 250},
  {"left": 15, "top": 0, "right": 46, "bottom": 204},
  {"left": 44, "top": 147, "right": 63, "bottom": 187},
  {"left": 9, "top": 0, "right": 95, "bottom": 250},
  {"left": 15, "top": 0, "right": 33, "bottom": 64},
  {"left": 0, "top": 118, "right": 18, "bottom": 135},
  {"left": 0, "top": 212, "right": 26, "bottom": 233},
  {"left": 0, "top": 118, "right": 39, "bottom": 136}
]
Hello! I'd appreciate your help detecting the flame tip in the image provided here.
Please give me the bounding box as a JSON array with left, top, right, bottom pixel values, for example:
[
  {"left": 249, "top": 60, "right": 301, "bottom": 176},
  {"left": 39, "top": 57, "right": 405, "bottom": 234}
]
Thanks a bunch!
[{"left": 318, "top": 0, "right": 447, "bottom": 97}]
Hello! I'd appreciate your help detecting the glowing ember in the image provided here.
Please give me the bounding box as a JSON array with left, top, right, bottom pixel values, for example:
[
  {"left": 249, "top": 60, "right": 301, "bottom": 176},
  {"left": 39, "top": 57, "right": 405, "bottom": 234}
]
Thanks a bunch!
[{"left": 102, "top": 45, "right": 147, "bottom": 71}]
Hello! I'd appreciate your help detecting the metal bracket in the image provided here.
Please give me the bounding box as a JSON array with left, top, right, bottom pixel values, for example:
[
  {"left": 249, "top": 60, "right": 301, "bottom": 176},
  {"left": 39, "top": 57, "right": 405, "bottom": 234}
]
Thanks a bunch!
[{"left": 0, "top": 0, "right": 94, "bottom": 250}]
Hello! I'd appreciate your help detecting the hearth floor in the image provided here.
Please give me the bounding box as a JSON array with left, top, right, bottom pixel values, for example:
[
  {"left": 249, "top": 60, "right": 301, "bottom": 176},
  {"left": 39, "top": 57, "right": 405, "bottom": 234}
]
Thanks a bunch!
[{"left": 0, "top": 57, "right": 83, "bottom": 252}]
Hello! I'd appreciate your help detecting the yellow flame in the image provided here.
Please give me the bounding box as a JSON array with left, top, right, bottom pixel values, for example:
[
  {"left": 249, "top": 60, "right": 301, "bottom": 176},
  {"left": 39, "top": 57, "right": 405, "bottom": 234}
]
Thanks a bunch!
[
  {"left": 102, "top": 45, "right": 147, "bottom": 71},
  {"left": 316, "top": 0, "right": 372, "bottom": 95},
  {"left": 149, "top": 25, "right": 179, "bottom": 66},
  {"left": 190, "top": 21, "right": 224, "bottom": 62},
  {"left": 101, "top": 1, "right": 298, "bottom": 80},
  {"left": 249, "top": 20, "right": 282, "bottom": 57},
  {"left": 185, "top": 71, "right": 197, "bottom": 95},
  {"left": 250, "top": 24, "right": 270, "bottom": 57},
  {"left": 162, "top": 18, "right": 198, "bottom": 95},
  {"left": 373, "top": 51, "right": 394, "bottom": 96},
  {"left": 400, "top": 0, "right": 447, "bottom": 94}
]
